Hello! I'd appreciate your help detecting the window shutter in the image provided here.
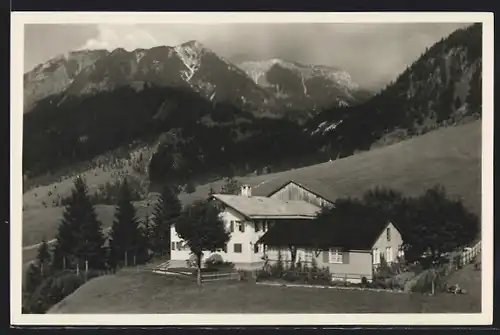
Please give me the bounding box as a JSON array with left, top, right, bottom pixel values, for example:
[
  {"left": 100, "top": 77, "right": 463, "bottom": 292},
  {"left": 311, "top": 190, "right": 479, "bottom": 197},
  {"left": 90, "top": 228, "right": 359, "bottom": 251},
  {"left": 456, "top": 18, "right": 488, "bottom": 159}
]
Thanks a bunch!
[
  {"left": 343, "top": 251, "right": 350, "bottom": 264},
  {"left": 241, "top": 222, "right": 245, "bottom": 232},
  {"left": 323, "top": 250, "right": 329, "bottom": 263},
  {"left": 230, "top": 221, "right": 234, "bottom": 232}
]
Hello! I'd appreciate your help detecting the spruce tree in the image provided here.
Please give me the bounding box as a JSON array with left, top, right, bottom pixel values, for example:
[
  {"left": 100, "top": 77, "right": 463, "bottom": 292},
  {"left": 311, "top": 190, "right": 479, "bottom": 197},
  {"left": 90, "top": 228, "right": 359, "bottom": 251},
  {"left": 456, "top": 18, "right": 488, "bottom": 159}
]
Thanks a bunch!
[
  {"left": 466, "top": 66, "right": 482, "bottom": 115},
  {"left": 53, "top": 177, "right": 105, "bottom": 270},
  {"left": 138, "top": 214, "right": 153, "bottom": 261},
  {"left": 150, "top": 185, "right": 182, "bottom": 256},
  {"left": 36, "top": 238, "right": 51, "bottom": 277},
  {"left": 108, "top": 178, "right": 145, "bottom": 267},
  {"left": 24, "top": 263, "right": 42, "bottom": 298}
]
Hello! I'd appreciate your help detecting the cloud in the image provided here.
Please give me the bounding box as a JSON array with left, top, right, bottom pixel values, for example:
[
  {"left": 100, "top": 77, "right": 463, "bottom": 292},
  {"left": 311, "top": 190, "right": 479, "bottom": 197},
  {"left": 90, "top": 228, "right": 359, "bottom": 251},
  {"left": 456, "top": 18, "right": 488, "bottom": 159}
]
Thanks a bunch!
[{"left": 78, "top": 24, "right": 160, "bottom": 51}]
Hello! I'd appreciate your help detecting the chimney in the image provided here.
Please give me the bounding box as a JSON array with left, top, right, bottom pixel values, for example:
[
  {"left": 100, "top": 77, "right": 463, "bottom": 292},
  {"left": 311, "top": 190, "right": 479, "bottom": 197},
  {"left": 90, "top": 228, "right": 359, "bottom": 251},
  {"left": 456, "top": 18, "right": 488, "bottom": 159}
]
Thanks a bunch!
[{"left": 240, "top": 184, "right": 252, "bottom": 197}]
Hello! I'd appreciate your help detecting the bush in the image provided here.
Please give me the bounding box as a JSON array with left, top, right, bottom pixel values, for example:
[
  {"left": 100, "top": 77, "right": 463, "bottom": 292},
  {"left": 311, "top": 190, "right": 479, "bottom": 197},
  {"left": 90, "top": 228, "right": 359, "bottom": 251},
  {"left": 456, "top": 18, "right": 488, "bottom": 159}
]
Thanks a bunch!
[
  {"left": 256, "top": 269, "right": 271, "bottom": 281},
  {"left": 24, "top": 271, "right": 86, "bottom": 314},
  {"left": 204, "top": 258, "right": 235, "bottom": 271},
  {"left": 282, "top": 270, "right": 302, "bottom": 282},
  {"left": 361, "top": 276, "right": 369, "bottom": 286},
  {"left": 185, "top": 182, "right": 196, "bottom": 194}
]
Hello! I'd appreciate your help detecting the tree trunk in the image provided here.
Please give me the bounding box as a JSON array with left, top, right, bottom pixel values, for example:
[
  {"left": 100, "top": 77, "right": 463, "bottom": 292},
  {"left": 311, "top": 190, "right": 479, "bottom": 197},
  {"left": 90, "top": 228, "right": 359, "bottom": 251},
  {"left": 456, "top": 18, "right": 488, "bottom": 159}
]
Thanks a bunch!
[
  {"left": 289, "top": 245, "right": 297, "bottom": 269},
  {"left": 196, "top": 252, "right": 202, "bottom": 286}
]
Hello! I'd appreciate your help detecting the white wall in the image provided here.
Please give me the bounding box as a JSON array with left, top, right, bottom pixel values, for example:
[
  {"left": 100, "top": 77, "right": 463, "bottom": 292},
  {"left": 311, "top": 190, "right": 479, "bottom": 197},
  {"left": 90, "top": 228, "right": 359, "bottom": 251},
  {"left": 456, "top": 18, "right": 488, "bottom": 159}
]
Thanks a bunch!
[
  {"left": 371, "top": 222, "right": 404, "bottom": 265},
  {"left": 170, "top": 206, "right": 272, "bottom": 267}
]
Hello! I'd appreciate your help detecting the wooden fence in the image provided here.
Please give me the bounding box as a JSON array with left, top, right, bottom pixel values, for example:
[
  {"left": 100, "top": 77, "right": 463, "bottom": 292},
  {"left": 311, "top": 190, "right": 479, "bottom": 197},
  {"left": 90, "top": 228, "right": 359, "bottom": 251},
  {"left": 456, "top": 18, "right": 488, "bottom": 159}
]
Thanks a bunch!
[
  {"left": 404, "top": 240, "right": 482, "bottom": 293},
  {"left": 200, "top": 272, "right": 241, "bottom": 282}
]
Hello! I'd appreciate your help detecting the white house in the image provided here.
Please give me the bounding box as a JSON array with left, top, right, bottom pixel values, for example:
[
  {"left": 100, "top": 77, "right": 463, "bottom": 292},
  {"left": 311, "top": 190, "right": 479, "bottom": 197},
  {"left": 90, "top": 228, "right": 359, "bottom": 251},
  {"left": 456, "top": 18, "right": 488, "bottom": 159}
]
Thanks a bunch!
[
  {"left": 169, "top": 184, "right": 322, "bottom": 269},
  {"left": 168, "top": 180, "right": 405, "bottom": 280}
]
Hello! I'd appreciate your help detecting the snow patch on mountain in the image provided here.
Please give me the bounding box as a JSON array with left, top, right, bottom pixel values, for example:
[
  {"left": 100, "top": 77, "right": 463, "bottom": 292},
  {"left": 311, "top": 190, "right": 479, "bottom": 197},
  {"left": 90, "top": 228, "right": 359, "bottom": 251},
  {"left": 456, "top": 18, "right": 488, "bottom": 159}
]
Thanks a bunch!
[
  {"left": 310, "top": 119, "right": 343, "bottom": 135},
  {"left": 238, "top": 59, "right": 359, "bottom": 91},
  {"left": 174, "top": 41, "right": 206, "bottom": 82}
]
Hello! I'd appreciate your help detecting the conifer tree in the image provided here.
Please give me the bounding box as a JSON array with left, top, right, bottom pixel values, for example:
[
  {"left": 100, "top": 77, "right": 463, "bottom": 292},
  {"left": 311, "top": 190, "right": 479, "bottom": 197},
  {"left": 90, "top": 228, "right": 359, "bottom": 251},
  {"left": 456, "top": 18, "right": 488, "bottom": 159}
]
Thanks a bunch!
[
  {"left": 36, "top": 238, "right": 51, "bottom": 277},
  {"left": 150, "top": 185, "right": 182, "bottom": 256},
  {"left": 53, "top": 177, "right": 105, "bottom": 270},
  {"left": 24, "top": 263, "right": 42, "bottom": 298},
  {"left": 138, "top": 214, "right": 153, "bottom": 262},
  {"left": 466, "top": 66, "right": 482, "bottom": 115},
  {"left": 109, "top": 178, "right": 145, "bottom": 267}
]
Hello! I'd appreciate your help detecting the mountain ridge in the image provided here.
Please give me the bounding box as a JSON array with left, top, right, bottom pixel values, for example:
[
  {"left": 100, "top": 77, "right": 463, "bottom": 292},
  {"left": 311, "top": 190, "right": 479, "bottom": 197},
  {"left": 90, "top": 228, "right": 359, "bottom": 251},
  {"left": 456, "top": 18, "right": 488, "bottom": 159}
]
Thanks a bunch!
[{"left": 24, "top": 40, "right": 369, "bottom": 117}]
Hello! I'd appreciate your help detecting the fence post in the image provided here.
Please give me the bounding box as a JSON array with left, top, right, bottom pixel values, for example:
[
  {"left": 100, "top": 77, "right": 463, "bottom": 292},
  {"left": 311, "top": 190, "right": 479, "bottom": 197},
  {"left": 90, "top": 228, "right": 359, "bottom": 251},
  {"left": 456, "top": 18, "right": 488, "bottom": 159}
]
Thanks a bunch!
[
  {"left": 63, "top": 257, "right": 66, "bottom": 270},
  {"left": 85, "top": 260, "right": 89, "bottom": 282},
  {"left": 125, "top": 251, "right": 128, "bottom": 267},
  {"left": 76, "top": 263, "right": 80, "bottom": 276}
]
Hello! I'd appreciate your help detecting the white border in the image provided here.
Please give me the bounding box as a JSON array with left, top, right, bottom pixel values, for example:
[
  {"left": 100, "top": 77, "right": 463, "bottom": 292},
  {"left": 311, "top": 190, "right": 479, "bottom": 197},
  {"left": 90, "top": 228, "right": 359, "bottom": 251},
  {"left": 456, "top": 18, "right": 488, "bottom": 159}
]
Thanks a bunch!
[{"left": 10, "top": 12, "right": 494, "bottom": 326}]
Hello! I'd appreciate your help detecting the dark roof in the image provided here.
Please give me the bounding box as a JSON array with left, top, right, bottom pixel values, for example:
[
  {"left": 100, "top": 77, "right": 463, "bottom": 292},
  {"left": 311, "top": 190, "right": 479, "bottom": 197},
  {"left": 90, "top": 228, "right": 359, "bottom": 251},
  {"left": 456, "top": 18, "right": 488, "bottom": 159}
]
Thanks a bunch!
[{"left": 257, "top": 205, "right": 400, "bottom": 251}]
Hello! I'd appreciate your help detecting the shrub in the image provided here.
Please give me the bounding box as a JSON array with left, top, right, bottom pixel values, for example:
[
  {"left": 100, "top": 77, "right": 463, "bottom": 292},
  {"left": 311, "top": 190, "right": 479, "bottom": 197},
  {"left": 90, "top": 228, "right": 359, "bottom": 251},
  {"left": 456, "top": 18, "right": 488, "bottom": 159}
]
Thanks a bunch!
[
  {"left": 256, "top": 269, "right": 271, "bottom": 281},
  {"left": 204, "top": 258, "right": 234, "bottom": 271},
  {"left": 282, "top": 270, "right": 302, "bottom": 283},
  {"left": 185, "top": 182, "right": 196, "bottom": 194},
  {"left": 24, "top": 271, "right": 86, "bottom": 314},
  {"left": 361, "top": 276, "right": 369, "bottom": 286}
]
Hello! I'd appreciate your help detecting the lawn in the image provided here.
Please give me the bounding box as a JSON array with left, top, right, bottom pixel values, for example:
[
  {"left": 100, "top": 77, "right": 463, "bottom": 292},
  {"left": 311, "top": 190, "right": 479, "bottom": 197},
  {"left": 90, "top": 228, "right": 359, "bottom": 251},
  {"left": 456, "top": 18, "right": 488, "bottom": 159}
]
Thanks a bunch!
[{"left": 48, "top": 269, "right": 481, "bottom": 314}]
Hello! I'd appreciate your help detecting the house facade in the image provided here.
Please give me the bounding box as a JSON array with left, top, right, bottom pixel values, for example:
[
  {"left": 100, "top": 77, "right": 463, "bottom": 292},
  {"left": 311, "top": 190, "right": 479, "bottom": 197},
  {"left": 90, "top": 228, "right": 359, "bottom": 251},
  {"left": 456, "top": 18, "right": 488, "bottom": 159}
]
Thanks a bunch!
[
  {"left": 261, "top": 221, "right": 404, "bottom": 283},
  {"left": 169, "top": 180, "right": 405, "bottom": 280},
  {"left": 169, "top": 205, "right": 275, "bottom": 269},
  {"left": 169, "top": 183, "right": 321, "bottom": 269}
]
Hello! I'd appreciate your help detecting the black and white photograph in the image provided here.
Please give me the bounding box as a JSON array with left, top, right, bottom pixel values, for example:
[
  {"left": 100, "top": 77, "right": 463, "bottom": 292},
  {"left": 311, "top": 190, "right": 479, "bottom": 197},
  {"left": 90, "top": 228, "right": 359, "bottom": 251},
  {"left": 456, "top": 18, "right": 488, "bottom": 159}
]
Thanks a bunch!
[{"left": 11, "top": 12, "right": 493, "bottom": 325}]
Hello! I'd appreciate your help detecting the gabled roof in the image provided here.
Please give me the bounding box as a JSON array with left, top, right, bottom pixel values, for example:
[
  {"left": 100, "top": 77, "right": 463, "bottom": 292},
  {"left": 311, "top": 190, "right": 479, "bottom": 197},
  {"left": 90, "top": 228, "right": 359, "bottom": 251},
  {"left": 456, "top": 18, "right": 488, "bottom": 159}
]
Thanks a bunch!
[
  {"left": 266, "top": 180, "right": 335, "bottom": 205},
  {"left": 210, "top": 194, "right": 321, "bottom": 220},
  {"left": 257, "top": 209, "right": 401, "bottom": 251},
  {"left": 252, "top": 179, "right": 341, "bottom": 205}
]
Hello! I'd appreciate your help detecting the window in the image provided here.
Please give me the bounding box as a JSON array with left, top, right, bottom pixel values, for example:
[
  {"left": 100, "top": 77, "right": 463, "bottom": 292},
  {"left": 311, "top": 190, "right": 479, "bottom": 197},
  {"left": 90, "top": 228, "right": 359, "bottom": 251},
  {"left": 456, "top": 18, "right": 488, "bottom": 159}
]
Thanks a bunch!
[
  {"left": 229, "top": 221, "right": 234, "bottom": 233},
  {"left": 386, "top": 227, "right": 391, "bottom": 242},
  {"left": 236, "top": 220, "right": 245, "bottom": 233},
  {"left": 254, "top": 221, "right": 261, "bottom": 232},
  {"left": 254, "top": 243, "right": 259, "bottom": 254},
  {"left": 234, "top": 243, "right": 242, "bottom": 253},
  {"left": 304, "top": 249, "right": 313, "bottom": 263},
  {"left": 397, "top": 247, "right": 405, "bottom": 259},
  {"left": 329, "top": 248, "right": 343, "bottom": 263},
  {"left": 386, "top": 247, "right": 393, "bottom": 262},
  {"left": 171, "top": 242, "right": 176, "bottom": 251},
  {"left": 373, "top": 248, "right": 380, "bottom": 264}
]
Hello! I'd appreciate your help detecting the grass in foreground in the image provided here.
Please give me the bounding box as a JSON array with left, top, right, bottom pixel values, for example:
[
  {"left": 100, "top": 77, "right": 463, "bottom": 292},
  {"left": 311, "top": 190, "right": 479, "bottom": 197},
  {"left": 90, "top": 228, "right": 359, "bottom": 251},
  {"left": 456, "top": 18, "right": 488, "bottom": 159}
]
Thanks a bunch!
[{"left": 48, "top": 269, "right": 481, "bottom": 314}]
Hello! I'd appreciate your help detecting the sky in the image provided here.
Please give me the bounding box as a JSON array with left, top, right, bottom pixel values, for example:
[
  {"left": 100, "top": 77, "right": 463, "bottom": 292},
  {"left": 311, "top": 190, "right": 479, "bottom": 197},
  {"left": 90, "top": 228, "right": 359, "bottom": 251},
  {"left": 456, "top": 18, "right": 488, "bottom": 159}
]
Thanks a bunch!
[{"left": 24, "top": 22, "right": 470, "bottom": 89}]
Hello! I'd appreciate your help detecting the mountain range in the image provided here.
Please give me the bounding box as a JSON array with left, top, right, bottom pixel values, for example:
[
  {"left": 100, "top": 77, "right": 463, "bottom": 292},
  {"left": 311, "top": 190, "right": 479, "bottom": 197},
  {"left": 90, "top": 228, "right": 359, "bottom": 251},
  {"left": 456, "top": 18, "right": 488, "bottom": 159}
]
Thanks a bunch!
[
  {"left": 24, "top": 41, "right": 371, "bottom": 117},
  {"left": 23, "top": 23, "right": 482, "bottom": 193}
]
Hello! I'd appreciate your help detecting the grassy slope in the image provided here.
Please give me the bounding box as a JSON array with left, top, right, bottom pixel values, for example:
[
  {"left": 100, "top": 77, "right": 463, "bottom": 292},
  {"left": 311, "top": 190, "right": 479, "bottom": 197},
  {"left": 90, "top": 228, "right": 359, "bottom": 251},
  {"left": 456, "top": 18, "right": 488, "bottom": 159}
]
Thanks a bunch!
[
  {"left": 183, "top": 120, "right": 482, "bottom": 215},
  {"left": 22, "top": 204, "right": 154, "bottom": 264},
  {"left": 48, "top": 270, "right": 481, "bottom": 313},
  {"left": 22, "top": 121, "right": 481, "bottom": 260}
]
